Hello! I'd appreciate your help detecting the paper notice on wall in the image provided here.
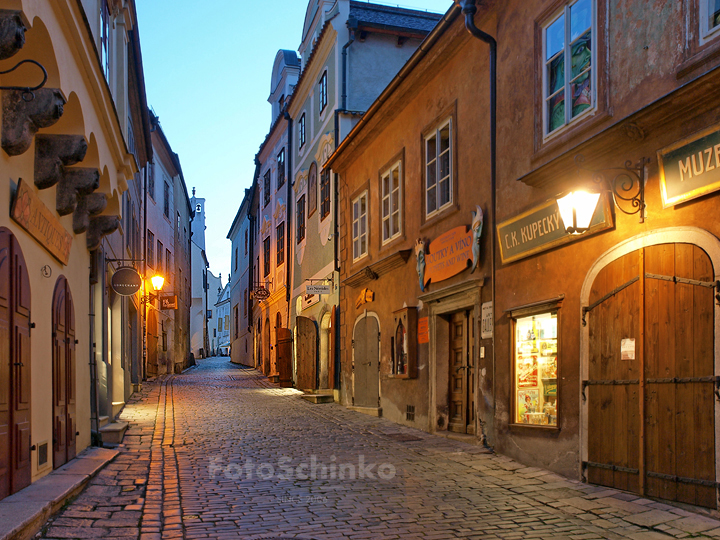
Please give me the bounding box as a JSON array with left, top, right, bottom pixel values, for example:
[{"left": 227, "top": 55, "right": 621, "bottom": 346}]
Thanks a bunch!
[{"left": 621, "top": 338, "right": 636, "bottom": 360}]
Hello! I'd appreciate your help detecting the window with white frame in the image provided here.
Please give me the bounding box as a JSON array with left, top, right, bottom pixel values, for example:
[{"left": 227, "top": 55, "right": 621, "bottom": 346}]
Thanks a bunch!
[
  {"left": 701, "top": 0, "right": 720, "bottom": 40},
  {"left": 263, "top": 170, "right": 271, "bottom": 207},
  {"left": 381, "top": 161, "right": 402, "bottom": 243},
  {"left": 276, "top": 222, "right": 285, "bottom": 266},
  {"left": 543, "top": 0, "right": 595, "bottom": 136},
  {"left": 319, "top": 71, "right": 328, "bottom": 112},
  {"left": 320, "top": 170, "right": 331, "bottom": 221},
  {"left": 299, "top": 113, "right": 306, "bottom": 149},
  {"left": 263, "top": 236, "right": 271, "bottom": 277},
  {"left": 297, "top": 195, "right": 306, "bottom": 243},
  {"left": 352, "top": 191, "right": 368, "bottom": 261},
  {"left": 277, "top": 148, "right": 286, "bottom": 190},
  {"left": 101, "top": 0, "right": 111, "bottom": 80},
  {"left": 425, "top": 119, "right": 452, "bottom": 217}
]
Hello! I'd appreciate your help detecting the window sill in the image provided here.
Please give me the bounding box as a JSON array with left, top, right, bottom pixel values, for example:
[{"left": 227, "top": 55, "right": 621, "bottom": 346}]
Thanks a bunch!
[
  {"left": 420, "top": 203, "right": 459, "bottom": 233},
  {"left": 385, "top": 373, "right": 416, "bottom": 380},
  {"left": 532, "top": 108, "right": 613, "bottom": 166},
  {"left": 677, "top": 42, "right": 720, "bottom": 79},
  {"left": 378, "top": 233, "right": 406, "bottom": 256},
  {"left": 508, "top": 423, "right": 560, "bottom": 433}
]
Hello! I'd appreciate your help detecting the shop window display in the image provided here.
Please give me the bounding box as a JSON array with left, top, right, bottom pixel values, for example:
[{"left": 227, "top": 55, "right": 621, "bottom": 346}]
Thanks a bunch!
[{"left": 514, "top": 312, "right": 558, "bottom": 426}]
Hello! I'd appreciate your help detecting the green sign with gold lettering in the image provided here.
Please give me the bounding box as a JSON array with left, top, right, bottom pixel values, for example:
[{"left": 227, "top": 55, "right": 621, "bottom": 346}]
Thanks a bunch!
[
  {"left": 659, "top": 124, "right": 720, "bottom": 208},
  {"left": 496, "top": 195, "right": 613, "bottom": 264}
]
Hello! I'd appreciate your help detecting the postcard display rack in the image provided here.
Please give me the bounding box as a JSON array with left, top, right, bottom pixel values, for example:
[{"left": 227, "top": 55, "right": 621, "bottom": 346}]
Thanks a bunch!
[{"left": 514, "top": 312, "right": 558, "bottom": 426}]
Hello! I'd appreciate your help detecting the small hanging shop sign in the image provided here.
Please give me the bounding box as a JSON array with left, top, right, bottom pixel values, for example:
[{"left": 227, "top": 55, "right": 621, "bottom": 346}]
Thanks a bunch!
[
  {"left": 306, "top": 283, "right": 332, "bottom": 295},
  {"left": 11, "top": 179, "right": 72, "bottom": 265},
  {"left": 110, "top": 267, "right": 142, "bottom": 296},
  {"left": 496, "top": 195, "right": 613, "bottom": 264},
  {"left": 160, "top": 295, "right": 178, "bottom": 310},
  {"left": 658, "top": 124, "right": 720, "bottom": 208}
]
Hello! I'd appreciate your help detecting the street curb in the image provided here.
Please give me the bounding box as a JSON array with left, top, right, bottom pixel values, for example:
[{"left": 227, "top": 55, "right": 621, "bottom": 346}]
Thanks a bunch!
[{"left": 0, "top": 446, "right": 118, "bottom": 540}]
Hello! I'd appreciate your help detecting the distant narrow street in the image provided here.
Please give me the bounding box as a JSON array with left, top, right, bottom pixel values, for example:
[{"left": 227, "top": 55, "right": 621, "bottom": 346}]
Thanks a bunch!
[{"left": 39, "top": 358, "right": 720, "bottom": 540}]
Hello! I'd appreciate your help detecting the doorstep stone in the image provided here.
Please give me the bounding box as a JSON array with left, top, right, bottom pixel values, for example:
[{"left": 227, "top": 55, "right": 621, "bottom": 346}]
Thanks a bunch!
[{"left": 0, "top": 446, "right": 118, "bottom": 540}]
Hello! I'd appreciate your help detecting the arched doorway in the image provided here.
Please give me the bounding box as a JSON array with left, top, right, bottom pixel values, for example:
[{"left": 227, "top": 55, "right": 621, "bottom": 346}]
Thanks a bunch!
[
  {"left": 146, "top": 308, "right": 158, "bottom": 377},
  {"left": 256, "top": 318, "right": 262, "bottom": 369},
  {"left": 296, "top": 316, "right": 318, "bottom": 390},
  {"left": 263, "top": 317, "right": 271, "bottom": 375},
  {"left": 319, "top": 312, "right": 332, "bottom": 389},
  {"left": 0, "top": 228, "right": 31, "bottom": 498},
  {"left": 353, "top": 313, "right": 379, "bottom": 409},
  {"left": 582, "top": 236, "right": 718, "bottom": 509},
  {"left": 52, "top": 276, "right": 76, "bottom": 469}
]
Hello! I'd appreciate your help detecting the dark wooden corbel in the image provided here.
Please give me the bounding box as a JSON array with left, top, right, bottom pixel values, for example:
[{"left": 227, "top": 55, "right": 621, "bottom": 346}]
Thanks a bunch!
[
  {"left": 56, "top": 168, "right": 99, "bottom": 215},
  {"left": 73, "top": 192, "right": 107, "bottom": 234},
  {"left": 34, "top": 134, "right": 89, "bottom": 189},
  {"left": 0, "top": 11, "right": 26, "bottom": 61},
  {"left": 2, "top": 88, "right": 65, "bottom": 156},
  {"left": 86, "top": 215, "right": 119, "bottom": 251}
]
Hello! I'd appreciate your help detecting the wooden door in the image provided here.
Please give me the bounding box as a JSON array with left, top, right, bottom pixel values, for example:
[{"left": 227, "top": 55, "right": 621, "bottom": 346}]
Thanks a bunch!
[
  {"left": 296, "top": 316, "right": 317, "bottom": 390},
  {"left": 329, "top": 307, "right": 336, "bottom": 390},
  {"left": 353, "top": 315, "right": 379, "bottom": 409},
  {"left": 53, "top": 277, "right": 76, "bottom": 469},
  {"left": 586, "top": 243, "right": 716, "bottom": 508},
  {"left": 147, "top": 309, "right": 158, "bottom": 377},
  {"left": 276, "top": 328, "right": 293, "bottom": 387},
  {"left": 0, "top": 229, "right": 31, "bottom": 498},
  {"left": 449, "top": 312, "right": 471, "bottom": 433},
  {"left": 263, "top": 319, "right": 271, "bottom": 375},
  {"left": 0, "top": 230, "right": 12, "bottom": 498}
]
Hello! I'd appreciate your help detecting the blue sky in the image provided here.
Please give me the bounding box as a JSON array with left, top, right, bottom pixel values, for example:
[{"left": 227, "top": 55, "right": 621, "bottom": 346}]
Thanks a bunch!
[{"left": 136, "top": 0, "right": 451, "bottom": 283}]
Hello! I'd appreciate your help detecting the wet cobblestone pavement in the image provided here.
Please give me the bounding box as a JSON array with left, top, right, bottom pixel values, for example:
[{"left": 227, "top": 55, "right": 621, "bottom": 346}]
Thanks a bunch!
[{"left": 37, "top": 357, "right": 720, "bottom": 539}]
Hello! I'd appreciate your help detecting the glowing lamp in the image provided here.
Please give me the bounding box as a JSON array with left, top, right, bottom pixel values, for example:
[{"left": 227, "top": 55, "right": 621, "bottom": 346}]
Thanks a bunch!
[
  {"left": 151, "top": 274, "right": 165, "bottom": 292},
  {"left": 557, "top": 191, "right": 601, "bottom": 234}
]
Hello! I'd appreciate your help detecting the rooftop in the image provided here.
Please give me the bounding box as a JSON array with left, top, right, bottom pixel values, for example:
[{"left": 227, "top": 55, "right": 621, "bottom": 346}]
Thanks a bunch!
[{"left": 349, "top": 1, "right": 443, "bottom": 34}]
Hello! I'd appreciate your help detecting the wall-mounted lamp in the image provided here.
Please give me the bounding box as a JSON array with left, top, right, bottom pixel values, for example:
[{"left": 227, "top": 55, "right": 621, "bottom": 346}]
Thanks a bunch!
[
  {"left": 557, "top": 155, "right": 649, "bottom": 235},
  {"left": 141, "top": 274, "right": 165, "bottom": 303}
]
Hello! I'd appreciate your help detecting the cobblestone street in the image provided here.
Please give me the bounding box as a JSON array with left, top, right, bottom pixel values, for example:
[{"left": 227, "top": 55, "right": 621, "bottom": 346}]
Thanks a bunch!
[{"left": 37, "top": 357, "right": 720, "bottom": 540}]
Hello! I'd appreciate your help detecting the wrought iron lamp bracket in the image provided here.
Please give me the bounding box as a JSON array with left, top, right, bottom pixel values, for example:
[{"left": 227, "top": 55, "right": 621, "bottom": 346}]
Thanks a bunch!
[
  {"left": 0, "top": 59, "right": 48, "bottom": 102},
  {"left": 575, "top": 154, "right": 649, "bottom": 224}
]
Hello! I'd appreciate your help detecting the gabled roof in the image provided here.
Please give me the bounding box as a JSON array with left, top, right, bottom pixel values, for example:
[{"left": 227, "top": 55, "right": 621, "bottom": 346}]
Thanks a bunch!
[{"left": 349, "top": 1, "right": 442, "bottom": 34}]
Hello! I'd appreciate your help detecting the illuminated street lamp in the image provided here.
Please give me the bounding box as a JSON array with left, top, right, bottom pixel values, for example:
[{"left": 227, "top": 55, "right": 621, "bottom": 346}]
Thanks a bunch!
[
  {"left": 142, "top": 274, "right": 165, "bottom": 303},
  {"left": 558, "top": 154, "right": 649, "bottom": 234},
  {"left": 556, "top": 191, "right": 601, "bottom": 235}
]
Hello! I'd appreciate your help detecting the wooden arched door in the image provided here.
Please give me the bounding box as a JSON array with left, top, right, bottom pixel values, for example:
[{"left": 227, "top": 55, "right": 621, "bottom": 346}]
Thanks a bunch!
[
  {"left": 586, "top": 243, "right": 716, "bottom": 508},
  {"left": 52, "top": 276, "right": 76, "bottom": 468},
  {"left": 296, "top": 316, "right": 318, "bottom": 390},
  {"left": 0, "top": 228, "right": 31, "bottom": 499},
  {"left": 263, "top": 318, "right": 271, "bottom": 375},
  {"left": 353, "top": 315, "right": 379, "bottom": 409}
]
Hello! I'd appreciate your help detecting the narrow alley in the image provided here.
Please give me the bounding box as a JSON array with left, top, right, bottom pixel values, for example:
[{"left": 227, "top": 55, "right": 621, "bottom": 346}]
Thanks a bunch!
[{"left": 39, "top": 358, "right": 720, "bottom": 540}]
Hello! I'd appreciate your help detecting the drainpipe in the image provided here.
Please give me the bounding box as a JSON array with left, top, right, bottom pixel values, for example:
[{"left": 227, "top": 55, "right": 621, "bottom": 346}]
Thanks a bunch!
[
  {"left": 335, "top": 18, "right": 358, "bottom": 146},
  {"left": 283, "top": 111, "right": 293, "bottom": 322},
  {"left": 460, "top": 0, "right": 496, "bottom": 447}
]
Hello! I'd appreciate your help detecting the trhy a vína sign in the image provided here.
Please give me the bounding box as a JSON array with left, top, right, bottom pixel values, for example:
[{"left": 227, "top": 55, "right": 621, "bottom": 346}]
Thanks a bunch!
[
  {"left": 496, "top": 195, "right": 613, "bottom": 264},
  {"left": 110, "top": 267, "right": 142, "bottom": 296},
  {"left": 658, "top": 123, "right": 720, "bottom": 208},
  {"left": 423, "top": 226, "right": 473, "bottom": 288}
]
